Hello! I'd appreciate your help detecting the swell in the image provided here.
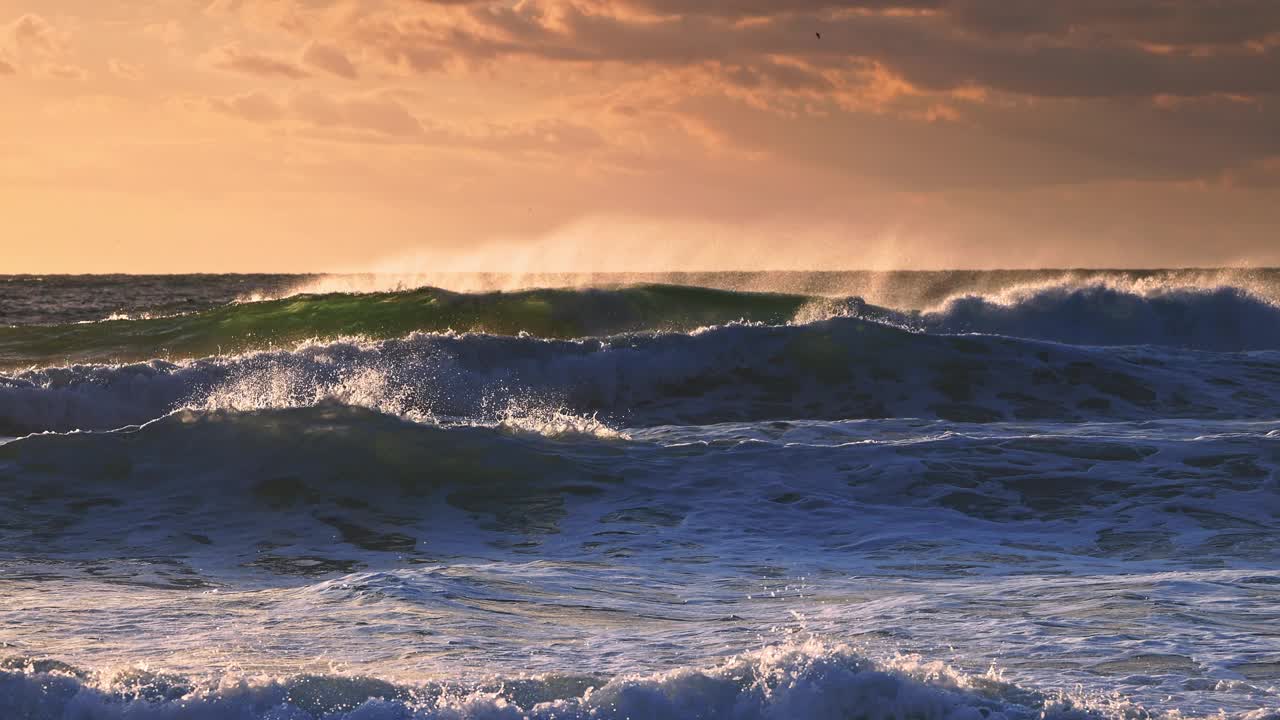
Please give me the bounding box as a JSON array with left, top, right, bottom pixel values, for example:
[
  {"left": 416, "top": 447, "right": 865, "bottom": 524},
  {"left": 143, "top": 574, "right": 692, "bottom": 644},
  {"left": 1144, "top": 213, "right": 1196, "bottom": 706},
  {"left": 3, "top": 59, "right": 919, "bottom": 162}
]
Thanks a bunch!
[
  {"left": 2, "top": 406, "right": 1276, "bottom": 569},
  {"left": 0, "top": 284, "right": 807, "bottom": 368},
  {"left": 5, "top": 281, "right": 1280, "bottom": 370},
  {"left": 0, "top": 641, "right": 1133, "bottom": 720},
  {"left": 3, "top": 315, "right": 1279, "bottom": 436},
  {"left": 0, "top": 406, "right": 615, "bottom": 560}
]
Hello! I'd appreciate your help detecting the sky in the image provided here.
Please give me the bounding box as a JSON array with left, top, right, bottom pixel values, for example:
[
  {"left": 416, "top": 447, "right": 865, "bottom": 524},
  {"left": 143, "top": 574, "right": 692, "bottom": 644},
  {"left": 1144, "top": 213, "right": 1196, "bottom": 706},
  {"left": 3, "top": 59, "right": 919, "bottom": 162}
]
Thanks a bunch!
[{"left": 2, "top": 0, "right": 1279, "bottom": 273}]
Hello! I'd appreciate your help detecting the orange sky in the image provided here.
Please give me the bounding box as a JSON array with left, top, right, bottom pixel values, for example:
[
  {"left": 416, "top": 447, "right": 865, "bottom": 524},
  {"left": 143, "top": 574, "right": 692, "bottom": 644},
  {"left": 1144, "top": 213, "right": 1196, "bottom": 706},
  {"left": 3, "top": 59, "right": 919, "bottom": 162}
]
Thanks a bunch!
[{"left": 3, "top": 0, "right": 1280, "bottom": 273}]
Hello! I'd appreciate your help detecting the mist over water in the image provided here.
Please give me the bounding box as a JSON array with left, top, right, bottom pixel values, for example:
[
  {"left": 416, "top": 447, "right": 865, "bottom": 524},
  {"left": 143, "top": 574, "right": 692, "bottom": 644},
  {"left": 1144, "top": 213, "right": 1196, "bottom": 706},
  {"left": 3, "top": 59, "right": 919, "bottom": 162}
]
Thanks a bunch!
[
  {"left": 268, "top": 266, "right": 1280, "bottom": 307},
  {"left": 2, "top": 270, "right": 1279, "bottom": 719},
  {"left": 6, "top": 268, "right": 1280, "bottom": 327}
]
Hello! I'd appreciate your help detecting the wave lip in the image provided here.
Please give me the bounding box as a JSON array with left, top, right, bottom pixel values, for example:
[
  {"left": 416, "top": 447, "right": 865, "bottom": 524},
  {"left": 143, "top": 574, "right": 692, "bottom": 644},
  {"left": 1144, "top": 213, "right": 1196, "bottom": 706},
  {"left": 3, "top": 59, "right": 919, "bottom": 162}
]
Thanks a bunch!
[
  {"left": 0, "top": 284, "right": 809, "bottom": 368},
  {"left": 0, "top": 640, "right": 1143, "bottom": 720}
]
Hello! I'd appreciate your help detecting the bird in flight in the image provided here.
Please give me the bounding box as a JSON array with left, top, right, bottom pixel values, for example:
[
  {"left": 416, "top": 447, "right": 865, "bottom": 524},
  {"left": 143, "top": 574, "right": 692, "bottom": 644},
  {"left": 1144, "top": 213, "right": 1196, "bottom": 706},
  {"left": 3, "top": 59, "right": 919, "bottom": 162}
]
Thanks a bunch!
[{"left": 816, "top": 32, "right": 821, "bottom": 39}]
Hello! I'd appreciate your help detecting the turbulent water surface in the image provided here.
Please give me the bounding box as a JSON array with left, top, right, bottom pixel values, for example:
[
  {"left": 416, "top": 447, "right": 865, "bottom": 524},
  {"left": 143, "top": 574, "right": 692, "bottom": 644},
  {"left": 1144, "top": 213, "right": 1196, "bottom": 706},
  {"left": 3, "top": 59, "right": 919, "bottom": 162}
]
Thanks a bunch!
[{"left": 2, "top": 270, "right": 1279, "bottom": 719}]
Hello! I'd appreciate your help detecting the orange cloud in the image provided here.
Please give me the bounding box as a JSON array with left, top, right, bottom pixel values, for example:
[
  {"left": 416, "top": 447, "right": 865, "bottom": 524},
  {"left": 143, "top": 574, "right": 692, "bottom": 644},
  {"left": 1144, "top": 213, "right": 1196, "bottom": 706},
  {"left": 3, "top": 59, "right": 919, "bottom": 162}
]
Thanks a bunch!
[
  {"left": 108, "top": 59, "right": 142, "bottom": 80},
  {"left": 42, "top": 63, "right": 89, "bottom": 80},
  {"left": 6, "top": 13, "right": 65, "bottom": 57},
  {"left": 207, "top": 90, "right": 286, "bottom": 123},
  {"left": 5, "top": 0, "right": 1280, "bottom": 272},
  {"left": 302, "top": 40, "right": 358, "bottom": 79},
  {"left": 207, "top": 43, "right": 309, "bottom": 78},
  {"left": 291, "top": 91, "right": 425, "bottom": 138},
  {"left": 143, "top": 20, "right": 185, "bottom": 47},
  {"left": 249, "top": 0, "right": 1277, "bottom": 103}
]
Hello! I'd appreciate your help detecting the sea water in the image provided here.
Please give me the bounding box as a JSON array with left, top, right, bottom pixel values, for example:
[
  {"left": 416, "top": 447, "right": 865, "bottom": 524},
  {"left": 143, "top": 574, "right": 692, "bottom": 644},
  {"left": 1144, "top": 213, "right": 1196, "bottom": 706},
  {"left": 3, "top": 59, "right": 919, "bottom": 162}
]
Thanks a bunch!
[{"left": 1, "top": 271, "right": 1278, "bottom": 718}]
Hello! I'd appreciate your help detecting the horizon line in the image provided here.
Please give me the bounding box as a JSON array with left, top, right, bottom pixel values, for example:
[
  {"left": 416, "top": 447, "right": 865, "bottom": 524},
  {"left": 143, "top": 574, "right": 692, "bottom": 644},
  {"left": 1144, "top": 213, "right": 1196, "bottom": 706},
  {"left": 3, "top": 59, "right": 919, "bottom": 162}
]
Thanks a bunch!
[{"left": 3, "top": 266, "right": 1279, "bottom": 277}]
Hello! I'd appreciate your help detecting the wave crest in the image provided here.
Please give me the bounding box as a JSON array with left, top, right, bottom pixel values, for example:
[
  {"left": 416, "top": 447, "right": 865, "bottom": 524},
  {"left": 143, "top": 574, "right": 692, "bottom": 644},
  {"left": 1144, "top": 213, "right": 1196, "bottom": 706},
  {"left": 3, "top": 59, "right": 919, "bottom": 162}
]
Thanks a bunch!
[
  {"left": 0, "top": 640, "right": 1138, "bottom": 720},
  {"left": 0, "top": 285, "right": 807, "bottom": 368},
  {"left": 3, "top": 315, "right": 1278, "bottom": 435},
  {"left": 919, "top": 284, "right": 1280, "bottom": 351},
  {"left": 6, "top": 280, "right": 1280, "bottom": 371}
]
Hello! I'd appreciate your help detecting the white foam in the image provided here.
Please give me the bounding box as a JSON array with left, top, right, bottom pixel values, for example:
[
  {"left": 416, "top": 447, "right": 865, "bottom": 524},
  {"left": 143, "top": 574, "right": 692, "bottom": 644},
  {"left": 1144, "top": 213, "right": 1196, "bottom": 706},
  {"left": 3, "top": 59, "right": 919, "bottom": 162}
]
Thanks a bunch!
[{"left": 0, "top": 639, "right": 1166, "bottom": 720}]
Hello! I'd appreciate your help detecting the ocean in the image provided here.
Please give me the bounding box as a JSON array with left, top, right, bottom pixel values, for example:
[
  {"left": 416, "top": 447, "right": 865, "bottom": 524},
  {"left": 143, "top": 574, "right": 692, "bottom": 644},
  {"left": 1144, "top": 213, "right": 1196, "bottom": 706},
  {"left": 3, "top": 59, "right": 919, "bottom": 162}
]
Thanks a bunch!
[{"left": 1, "top": 270, "right": 1278, "bottom": 719}]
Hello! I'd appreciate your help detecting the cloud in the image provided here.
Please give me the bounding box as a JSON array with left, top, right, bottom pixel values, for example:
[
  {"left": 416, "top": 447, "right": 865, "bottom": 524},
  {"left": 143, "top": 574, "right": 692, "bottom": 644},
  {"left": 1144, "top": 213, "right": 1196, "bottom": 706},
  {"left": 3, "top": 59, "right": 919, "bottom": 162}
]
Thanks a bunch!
[
  {"left": 1221, "top": 156, "right": 1280, "bottom": 188},
  {"left": 198, "top": 89, "right": 426, "bottom": 139},
  {"left": 208, "top": 90, "right": 286, "bottom": 123},
  {"left": 198, "top": 86, "right": 607, "bottom": 156},
  {"left": 462, "top": 118, "right": 607, "bottom": 154},
  {"left": 143, "top": 20, "right": 185, "bottom": 47},
  {"left": 108, "top": 59, "right": 142, "bottom": 80},
  {"left": 720, "top": 59, "right": 834, "bottom": 92},
  {"left": 291, "top": 91, "right": 425, "bottom": 137},
  {"left": 615, "top": 0, "right": 943, "bottom": 18},
  {"left": 191, "top": 1, "right": 1280, "bottom": 102},
  {"left": 207, "top": 43, "right": 310, "bottom": 78},
  {"left": 302, "top": 40, "right": 358, "bottom": 78},
  {"left": 2, "top": 14, "right": 90, "bottom": 79},
  {"left": 5, "top": 13, "right": 65, "bottom": 57},
  {"left": 42, "top": 63, "right": 88, "bottom": 80},
  {"left": 945, "top": 0, "right": 1280, "bottom": 46},
  {"left": 176, "top": 0, "right": 1280, "bottom": 191},
  {"left": 616, "top": 0, "right": 1280, "bottom": 48},
  {"left": 311, "top": 1, "right": 1280, "bottom": 101}
]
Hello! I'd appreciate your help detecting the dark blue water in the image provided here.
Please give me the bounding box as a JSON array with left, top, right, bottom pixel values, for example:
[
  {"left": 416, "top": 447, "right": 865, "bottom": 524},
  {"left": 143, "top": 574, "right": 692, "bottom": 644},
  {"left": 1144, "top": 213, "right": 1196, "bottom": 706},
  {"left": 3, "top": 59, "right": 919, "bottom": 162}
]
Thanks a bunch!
[{"left": 2, "top": 271, "right": 1278, "bottom": 719}]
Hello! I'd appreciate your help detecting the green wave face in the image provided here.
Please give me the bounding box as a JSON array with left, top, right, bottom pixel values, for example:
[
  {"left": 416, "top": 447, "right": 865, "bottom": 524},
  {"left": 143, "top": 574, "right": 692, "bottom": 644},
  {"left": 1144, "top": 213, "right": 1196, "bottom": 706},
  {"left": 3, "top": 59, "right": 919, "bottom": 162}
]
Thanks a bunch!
[{"left": 0, "top": 285, "right": 810, "bottom": 367}]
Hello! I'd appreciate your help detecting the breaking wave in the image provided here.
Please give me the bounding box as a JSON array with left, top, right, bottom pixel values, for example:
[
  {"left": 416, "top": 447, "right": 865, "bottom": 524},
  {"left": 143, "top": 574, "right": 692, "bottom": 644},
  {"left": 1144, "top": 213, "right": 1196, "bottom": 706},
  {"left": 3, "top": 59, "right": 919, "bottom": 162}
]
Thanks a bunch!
[
  {"left": 4, "top": 314, "right": 1279, "bottom": 435},
  {"left": 3, "top": 282, "right": 1280, "bottom": 369},
  {"left": 0, "top": 639, "right": 1172, "bottom": 720},
  {"left": 918, "top": 284, "right": 1280, "bottom": 351}
]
